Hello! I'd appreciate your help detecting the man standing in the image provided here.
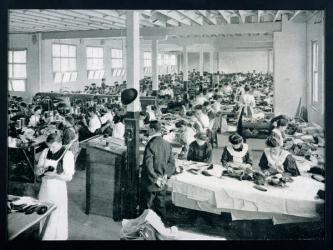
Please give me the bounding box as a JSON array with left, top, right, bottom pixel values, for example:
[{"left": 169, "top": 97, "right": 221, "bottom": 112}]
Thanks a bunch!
[{"left": 140, "top": 120, "right": 176, "bottom": 222}]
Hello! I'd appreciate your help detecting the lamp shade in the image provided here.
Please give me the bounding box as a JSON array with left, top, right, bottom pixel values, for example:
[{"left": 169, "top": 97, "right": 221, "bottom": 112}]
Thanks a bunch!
[{"left": 121, "top": 88, "right": 138, "bottom": 105}]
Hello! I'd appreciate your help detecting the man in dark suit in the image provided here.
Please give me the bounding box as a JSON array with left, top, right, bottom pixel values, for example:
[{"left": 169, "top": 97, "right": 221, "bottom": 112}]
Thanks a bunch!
[{"left": 140, "top": 120, "right": 176, "bottom": 222}]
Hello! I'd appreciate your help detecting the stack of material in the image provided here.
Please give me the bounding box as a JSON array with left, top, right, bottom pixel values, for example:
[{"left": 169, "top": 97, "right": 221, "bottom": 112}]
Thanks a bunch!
[{"left": 120, "top": 209, "right": 178, "bottom": 240}]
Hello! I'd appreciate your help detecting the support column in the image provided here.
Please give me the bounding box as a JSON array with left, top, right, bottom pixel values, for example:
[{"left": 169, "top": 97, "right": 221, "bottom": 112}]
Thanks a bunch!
[
  {"left": 152, "top": 39, "right": 158, "bottom": 90},
  {"left": 209, "top": 51, "right": 214, "bottom": 74},
  {"left": 199, "top": 49, "right": 204, "bottom": 76},
  {"left": 267, "top": 49, "right": 271, "bottom": 74},
  {"left": 126, "top": 10, "right": 140, "bottom": 112},
  {"left": 124, "top": 10, "right": 140, "bottom": 219},
  {"left": 183, "top": 45, "right": 188, "bottom": 81}
]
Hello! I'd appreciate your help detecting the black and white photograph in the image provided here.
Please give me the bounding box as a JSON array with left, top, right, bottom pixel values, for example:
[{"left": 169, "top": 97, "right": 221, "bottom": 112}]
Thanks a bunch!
[{"left": 5, "top": 9, "right": 326, "bottom": 241}]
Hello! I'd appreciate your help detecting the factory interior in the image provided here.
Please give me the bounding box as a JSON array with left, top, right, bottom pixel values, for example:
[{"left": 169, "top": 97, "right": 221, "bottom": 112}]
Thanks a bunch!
[{"left": 6, "top": 9, "right": 326, "bottom": 240}]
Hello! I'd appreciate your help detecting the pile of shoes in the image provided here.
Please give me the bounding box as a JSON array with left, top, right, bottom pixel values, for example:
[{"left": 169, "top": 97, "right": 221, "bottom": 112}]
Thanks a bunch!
[{"left": 7, "top": 196, "right": 48, "bottom": 215}]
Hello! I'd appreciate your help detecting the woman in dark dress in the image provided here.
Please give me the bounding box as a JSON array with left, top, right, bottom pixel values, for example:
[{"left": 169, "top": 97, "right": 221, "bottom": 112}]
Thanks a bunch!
[
  {"left": 62, "top": 115, "right": 80, "bottom": 162},
  {"left": 259, "top": 136, "right": 300, "bottom": 176},
  {"left": 187, "top": 132, "right": 212, "bottom": 163}
]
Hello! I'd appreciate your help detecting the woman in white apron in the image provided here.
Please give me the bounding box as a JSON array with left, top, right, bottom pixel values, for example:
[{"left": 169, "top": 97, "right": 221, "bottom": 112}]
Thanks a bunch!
[
  {"left": 239, "top": 85, "right": 256, "bottom": 120},
  {"left": 35, "top": 133, "right": 75, "bottom": 240},
  {"left": 259, "top": 136, "right": 300, "bottom": 176},
  {"left": 220, "top": 133, "right": 253, "bottom": 169}
]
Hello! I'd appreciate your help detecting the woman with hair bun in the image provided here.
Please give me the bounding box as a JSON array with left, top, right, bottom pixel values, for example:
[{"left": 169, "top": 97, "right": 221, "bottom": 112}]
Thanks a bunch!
[
  {"left": 271, "top": 117, "right": 289, "bottom": 146},
  {"left": 35, "top": 133, "right": 75, "bottom": 240},
  {"left": 220, "top": 132, "right": 252, "bottom": 169},
  {"left": 259, "top": 136, "right": 300, "bottom": 176}
]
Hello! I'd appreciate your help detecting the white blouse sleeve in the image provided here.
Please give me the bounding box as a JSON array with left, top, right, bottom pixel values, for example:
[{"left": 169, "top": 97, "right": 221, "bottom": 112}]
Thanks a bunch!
[
  {"left": 35, "top": 148, "right": 48, "bottom": 175},
  {"left": 61, "top": 151, "right": 75, "bottom": 181}
]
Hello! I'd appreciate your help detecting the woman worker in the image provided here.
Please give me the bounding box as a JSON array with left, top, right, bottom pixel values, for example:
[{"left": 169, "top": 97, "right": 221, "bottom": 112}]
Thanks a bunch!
[
  {"left": 35, "top": 133, "right": 75, "bottom": 240},
  {"left": 271, "top": 117, "right": 289, "bottom": 146},
  {"left": 221, "top": 133, "right": 253, "bottom": 169},
  {"left": 62, "top": 115, "right": 80, "bottom": 162},
  {"left": 259, "top": 136, "right": 300, "bottom": 176}
]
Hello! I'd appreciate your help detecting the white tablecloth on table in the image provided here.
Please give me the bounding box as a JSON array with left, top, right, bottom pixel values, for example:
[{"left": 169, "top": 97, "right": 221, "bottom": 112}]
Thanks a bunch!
[{"left": 168, "top": 162, "right": 324, "bottom": 225}]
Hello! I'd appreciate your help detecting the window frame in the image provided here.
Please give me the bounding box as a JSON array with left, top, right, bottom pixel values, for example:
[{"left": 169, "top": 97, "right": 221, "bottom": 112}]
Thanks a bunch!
[
  {"left": 111, "top": 48, "right": 123, "bottom": 69},
  {"left": 311, "top": 40, "right": 319, "bottom": 107},
  {"left": 8, "top": 48, "right": 27, "bottom": 92},
  {"left": 52, "top": 43, "right": 78, "bottom": 83},
  {"left": 86, "top": 46, "right": 104, "bottom": 80}
]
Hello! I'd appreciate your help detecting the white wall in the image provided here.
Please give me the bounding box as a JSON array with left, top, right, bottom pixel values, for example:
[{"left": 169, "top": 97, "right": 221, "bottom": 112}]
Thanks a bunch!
[
  {"left": 273, "top": 21, "right": 307, "bottom": 118},
  {"left": 306, "top": 12, "right": 325, "bottom": 127},
  {"left": 218, "top": 50, "right": 270, "bottom": 73},
  {"left": 8, "top": 34, "right": 40, "bottom": 102}
]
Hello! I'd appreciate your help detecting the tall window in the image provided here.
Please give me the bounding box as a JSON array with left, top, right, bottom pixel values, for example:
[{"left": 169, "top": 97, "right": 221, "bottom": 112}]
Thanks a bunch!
[
  {"left": 163, "top": 54, "right": 170, "bottom": 65},
  {"left": 52, "top": 44, "right": 77, "bottom": 83},
  {"left": 111, "top": 48, "right": 124, "bottom": 77},
  {"left": 158, "top": 54, "right": 163, "bottom": 66},
  {"left": 144, "top": 52, "right": 152, "bottom": 67},
  {"left": 8, "top": 49, "right": 27, "bottom": 91},
  {"left": 170, "top": 54, "right": 177, "bottom": 66},
  {"left": 311, "top": 41, "right": 319, "bottom": 105},
  {"left": 87, "top": 47, "right": 104, "bottom": 80}
]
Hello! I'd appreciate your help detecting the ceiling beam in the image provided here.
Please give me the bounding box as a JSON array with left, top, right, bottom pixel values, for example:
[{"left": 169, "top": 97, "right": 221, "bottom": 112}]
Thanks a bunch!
[
  {"left": 52, "top": 9, "right": 125, "bottom": 28},
  {"left": 31, "top": 9, "right": 121, "bottom": 29},
  {"left": 69, "top": 9, "right": 126, "bottom": 25},
  {"left": 238, "top": 10, "right": 247, "bottom": 23},
  {"left": 273, "top": 10, "right": 282, "bottom": 22},
  {"left": 9, "top": 13, "right": 100, "bottom": 31},
  {"left": 41, "top": 22, "right": 282, "bottom": 40},
  {"left": 177, "top": 10, "right": 203, "bottom": 25},
  {"left": 155, "top": 10, "right": 191, "bottom": 26},
  {"left": 258, "top": 10, "right": 263, "bottom": 23},
  {"left": 218, "top": 10, "right": 230, "bottom": 24},
  {"left": 289, "top": 10, "right": 302, "bottom": 22},
  {"left": 304, "top": 10, "right": 321, "bottom": 22}
]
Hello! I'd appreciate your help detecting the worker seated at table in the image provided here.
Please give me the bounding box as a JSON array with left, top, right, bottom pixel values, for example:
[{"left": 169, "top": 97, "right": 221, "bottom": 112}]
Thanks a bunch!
[
  {"left": 221, "top": 133, "right": 252, "bottom": 169},
  {"left": 140, "top": 120, "right": 176, "bottom": 224},
  {"left": 99, "top": 104, "right": 114, "bottom": 136},
  {"left": 187, "top": 132, "right": 212, "bottom": 163},
  {"left": 180, "top": 121, "right": 196, "bottom": 148},
  {"left": 144, "top": 105, "right": 157, "bottom": 124},
  {"left": 223, "top": 82, "right": 233, "bottom": 96},
  {"left": 35, "top": 133, "right": 75, "bottom": 240},
  {"left": 112, "top": 115, "right": 125, "bottom": 140},
  {"left": 192, "top": 104, "right": 210, "bottom": 133},
  {"left": 79, "top": 107, "right": 101, "bottom": 141},
  {"left": 271, "top": 117, "right": 289, "bottom": 146},
  {"left": 195, "top": 90, "right": 208, "bottom": 106},
  {"left": 28, "top": 105, "right": 44, "bottom": 127},
  {"left": 259, "top": 136, "right": 300, "bottom": 176},
  {"left": 62, "top": 115, "right": 80, "bottom": 162},
  {"left": 270, "top": 115, "right": 289, "bottom": 131}
]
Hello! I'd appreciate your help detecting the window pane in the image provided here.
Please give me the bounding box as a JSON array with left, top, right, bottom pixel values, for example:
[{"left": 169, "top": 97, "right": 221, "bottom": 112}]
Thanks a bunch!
[
  {"left": 13, "top": 50, "right": 27, "bottom": 63},
  {"left": 313, "top": 72, "right": 318, "bottom": 102},
  {"left": 11, "top": 80, "right": 26, "bottom": 91},
  {"left": 61, "top": 45, "right": 69, "bottom": 57},
  {"left": 69, "top": 58, "right": 76, "bottom": 71},
  {"left": 93, "top": 70, "right": 100, "bottom": 79},
  {"left": 53, "top": 44, "right": 61, "bottom": 57},
  {"left": 63, "top": 72, "right": 71, "bottom": 82},
  {"left": 87, "top": 47, "right": 93, "bottom": 58},
  {"left": 112, "top": 69, "right": 116, "bottom": 77},
  {"left": 54, "top": 72, "right": 63, "bottom": 83},
  {"left": 8, "top": 64, "right": 13, "bottom": 78},
  {"left": 13, "top": 64, "right": 26, "bottom": 78},
  {"left": 61, "top": 58, "right": 69, "bottom": 72},
  {"left": 98, "top": 48, "right": 103, "bottom": 58},
  {"left": 53, "top": 58, "right": 61, "bottom": 72},
  {"left": 99, "top": 70, "right": 105, "bottom": 79},
  {"left": 70, "top": 72, "right": 77, "bottom": 82},
  {"left": 92, "top": 47, "right": 98, "bottom": 57},
  {"left": 8, "top": 51, "right": 13, "bottom": 63},
  {"left": 88, "top": 70, "right": 95, "bottom": 79},
  {"left": 8, "top": 80, "right": 13, "bottom": 91},
  {"left": 69, "top": 46, "right": 76, "bottom": 57}
]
